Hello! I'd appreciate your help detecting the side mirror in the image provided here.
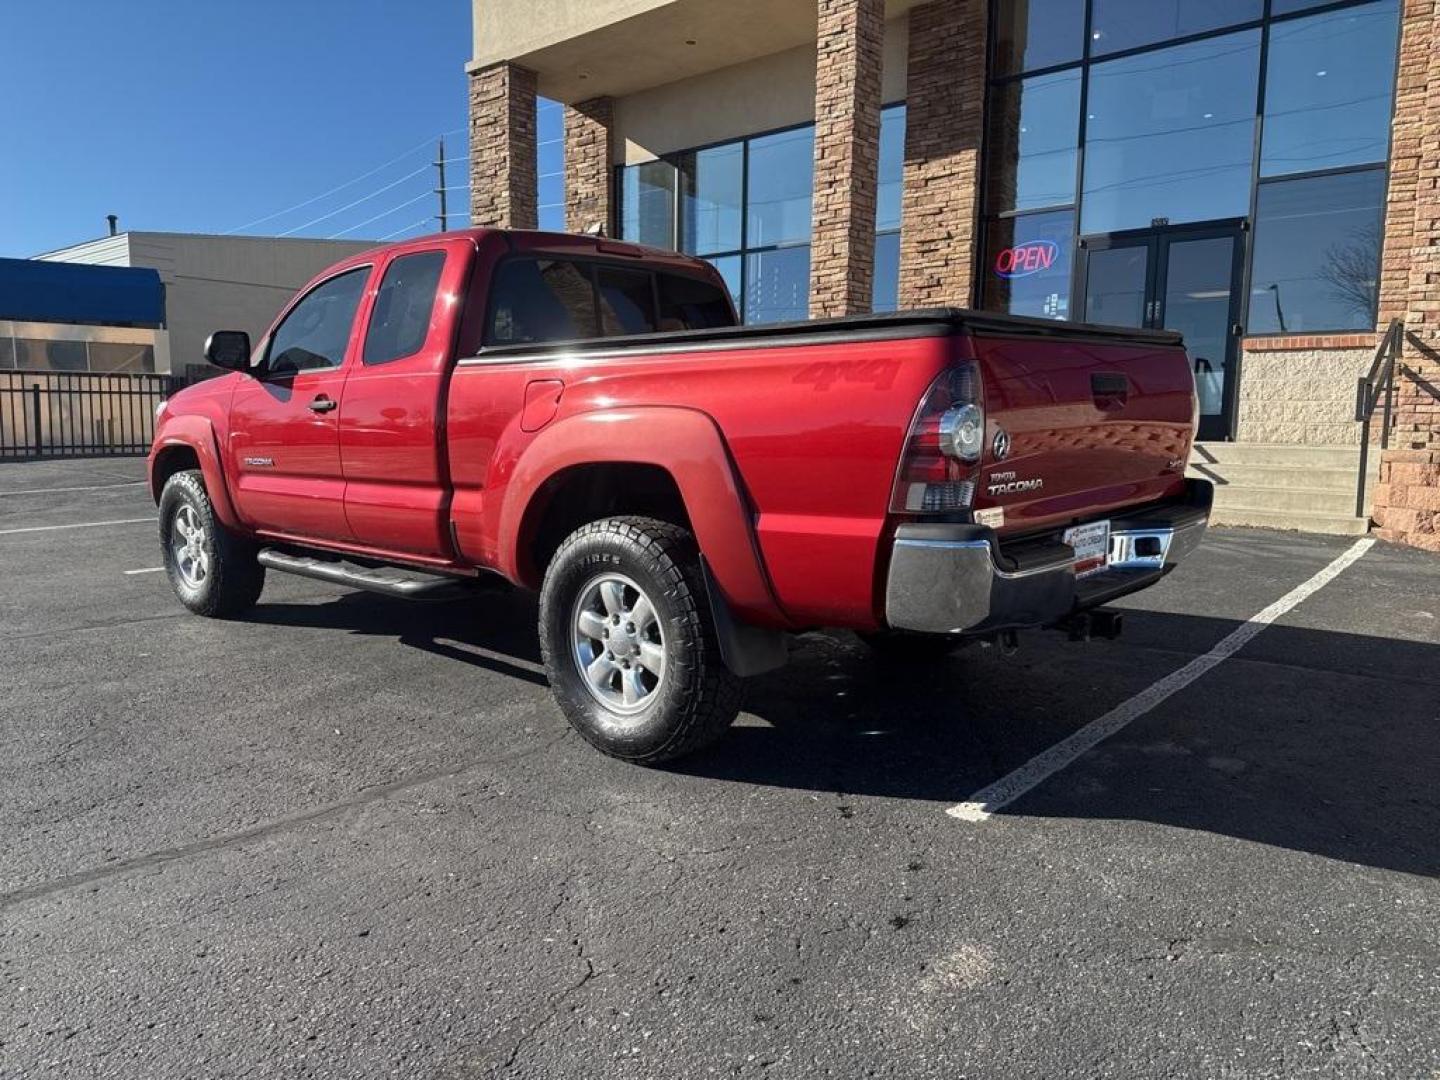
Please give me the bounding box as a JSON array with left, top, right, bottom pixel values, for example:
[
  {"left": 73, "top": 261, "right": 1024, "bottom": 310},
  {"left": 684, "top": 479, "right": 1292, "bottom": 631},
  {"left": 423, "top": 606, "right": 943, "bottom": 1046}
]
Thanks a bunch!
[{"left": 204, "top": 330, "right": 252, "bottom": 372}]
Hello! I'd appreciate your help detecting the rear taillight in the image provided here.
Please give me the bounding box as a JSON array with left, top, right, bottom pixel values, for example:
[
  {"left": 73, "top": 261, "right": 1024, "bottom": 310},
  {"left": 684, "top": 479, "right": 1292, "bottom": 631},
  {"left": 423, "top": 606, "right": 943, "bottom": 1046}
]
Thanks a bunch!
[{"left": 889, "top": 363, "right": 984, "bottom": 514}]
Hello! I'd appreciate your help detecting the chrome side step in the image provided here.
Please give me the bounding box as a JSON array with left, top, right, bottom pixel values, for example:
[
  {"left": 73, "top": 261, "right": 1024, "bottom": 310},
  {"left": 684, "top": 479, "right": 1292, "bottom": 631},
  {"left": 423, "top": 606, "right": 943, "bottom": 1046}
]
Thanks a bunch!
[{"left": 257, "top": 549, "right": 475, "bottom": 601}]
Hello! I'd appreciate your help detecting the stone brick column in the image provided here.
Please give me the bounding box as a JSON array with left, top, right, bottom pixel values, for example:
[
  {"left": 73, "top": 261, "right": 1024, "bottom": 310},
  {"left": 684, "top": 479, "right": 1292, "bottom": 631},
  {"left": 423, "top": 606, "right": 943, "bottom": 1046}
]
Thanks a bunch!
[
  {"left": 898, "top": 0, "right": 988, "bottom": 309},
  {"left": 565, "top": 97, "right": 616, "bottom": 235},
  {"left": 809, "top": 0, "right": 885, "bottom": 318},
  {"left": 1372, "top": 1, "right": 1440, "bottom": 550},
  {"left": 468, "top": 62, "right": 538, "bottom": 229}
]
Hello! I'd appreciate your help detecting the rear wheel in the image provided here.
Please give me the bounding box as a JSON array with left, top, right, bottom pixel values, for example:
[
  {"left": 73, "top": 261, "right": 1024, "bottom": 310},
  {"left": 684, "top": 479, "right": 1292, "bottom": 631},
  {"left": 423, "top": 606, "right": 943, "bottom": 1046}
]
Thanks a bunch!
[
  {"left": 159, "top": 469, "right": 265, "bottom": 617},
  {"left": 538, "top": 516, "right": 742, "bottom": 763}
]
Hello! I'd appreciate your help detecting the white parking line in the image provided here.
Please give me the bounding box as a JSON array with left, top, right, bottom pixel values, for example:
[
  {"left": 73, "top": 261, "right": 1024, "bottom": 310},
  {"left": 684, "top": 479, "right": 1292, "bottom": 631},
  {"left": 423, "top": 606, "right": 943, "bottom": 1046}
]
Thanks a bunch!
[
  {"left": 124, "top": 567, "right": 165, "bottom": 575},
  {"left": 0, "top": 481, "right": 145, "bottom": 497},
  {"left": 0, "top": 517, "right": 155, "bottom": 537},
  {"left": 949, "top": 536, "right": 1376, "bottom": 823}
]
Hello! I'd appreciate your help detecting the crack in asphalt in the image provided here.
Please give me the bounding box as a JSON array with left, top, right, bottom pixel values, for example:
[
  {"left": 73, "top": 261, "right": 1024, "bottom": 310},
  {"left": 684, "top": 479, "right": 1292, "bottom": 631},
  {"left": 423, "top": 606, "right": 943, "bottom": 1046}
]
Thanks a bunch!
[{"left": 0, "top": 729, "right": 572, "bottom": 912}]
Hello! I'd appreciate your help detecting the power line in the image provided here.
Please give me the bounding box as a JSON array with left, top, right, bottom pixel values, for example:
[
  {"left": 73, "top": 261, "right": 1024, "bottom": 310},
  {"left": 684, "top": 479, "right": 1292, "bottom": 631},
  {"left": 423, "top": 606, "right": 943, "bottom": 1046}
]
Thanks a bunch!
[
  {"left": 280, "top": 164, "right": 432, "bottom": 237},
  {"left": 327, "top": 191, "right": 433, "bottom": 238},
  {"left": 378, "top": 218, "right": 433, "bottom": 241},
  {"left": 221, "top": 131, "right": 462, "bottom": 235}
]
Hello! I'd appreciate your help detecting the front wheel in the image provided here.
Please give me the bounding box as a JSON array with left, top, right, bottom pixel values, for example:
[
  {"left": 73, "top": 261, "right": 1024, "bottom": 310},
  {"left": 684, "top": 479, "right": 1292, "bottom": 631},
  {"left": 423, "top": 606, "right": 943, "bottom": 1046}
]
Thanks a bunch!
[
  {"left": 538, "top": 516, "right": 742, "bottom": 764},
  {"left": 159, "top": 469, "right": 265, "bottom": 618}
]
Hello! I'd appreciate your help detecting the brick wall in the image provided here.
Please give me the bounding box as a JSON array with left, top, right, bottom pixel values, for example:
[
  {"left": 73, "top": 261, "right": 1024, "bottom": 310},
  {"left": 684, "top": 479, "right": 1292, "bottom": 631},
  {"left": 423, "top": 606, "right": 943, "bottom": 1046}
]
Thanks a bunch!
[
  {"left": 809, "top": 0, "right": 885, "bottom": 317},
  {"left": 565, "top": 97, "right": 615, "bottom": 235},
  {"left": 468, "top": 62, "right": 538, "bottom": 230},
  {"left": 1372, "top": 1, "right": 1440, "bottom": 550},
  {"left": 897, "top": 0, "right": 987, "bottom": 309}
]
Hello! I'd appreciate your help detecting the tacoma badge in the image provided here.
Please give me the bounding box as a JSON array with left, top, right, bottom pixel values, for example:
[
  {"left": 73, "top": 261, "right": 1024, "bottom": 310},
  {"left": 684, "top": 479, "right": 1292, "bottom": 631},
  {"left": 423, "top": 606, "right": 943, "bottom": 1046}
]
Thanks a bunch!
[{"left": 987, "top": 470, "right": 1044, "bottom": 497}]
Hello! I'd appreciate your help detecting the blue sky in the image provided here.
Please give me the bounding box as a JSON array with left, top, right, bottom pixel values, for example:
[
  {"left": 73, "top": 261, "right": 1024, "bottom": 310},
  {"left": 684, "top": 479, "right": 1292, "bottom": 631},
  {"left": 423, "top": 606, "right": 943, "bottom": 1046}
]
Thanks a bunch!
[{"left": 0, "top": 0, "right": 479, "bottom": 257}]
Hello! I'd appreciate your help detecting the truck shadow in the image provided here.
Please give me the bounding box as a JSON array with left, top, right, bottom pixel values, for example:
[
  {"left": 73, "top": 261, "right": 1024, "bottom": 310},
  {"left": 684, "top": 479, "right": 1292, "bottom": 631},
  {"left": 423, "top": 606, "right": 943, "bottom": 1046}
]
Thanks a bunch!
[
  {"left": 244, "top": 587, "right": 549, "bottom": 688},
  {"left": 242, "top": 591, "right": 1440, "bottom": 878},
  {"left": 684, "top": 613, "right": 1440, "bottom": 879}
]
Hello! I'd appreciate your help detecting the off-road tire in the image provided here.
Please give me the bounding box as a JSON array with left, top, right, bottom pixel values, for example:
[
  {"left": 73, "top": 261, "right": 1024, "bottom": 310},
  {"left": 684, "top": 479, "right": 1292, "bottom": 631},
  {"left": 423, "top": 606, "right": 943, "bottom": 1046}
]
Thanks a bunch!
[
  {"left": 538, "top": 516, "right": 743, "bottom": 763},
  {"left": 158, "top": 469, "right": 265, "bottom": 618}
]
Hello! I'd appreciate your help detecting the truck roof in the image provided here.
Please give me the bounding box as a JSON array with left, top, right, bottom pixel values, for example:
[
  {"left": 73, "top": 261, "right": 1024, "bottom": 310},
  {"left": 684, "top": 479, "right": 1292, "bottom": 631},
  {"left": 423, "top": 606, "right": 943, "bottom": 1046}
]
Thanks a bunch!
[{"left": 342, "top": 227, "right": 715, "bottom": 277}]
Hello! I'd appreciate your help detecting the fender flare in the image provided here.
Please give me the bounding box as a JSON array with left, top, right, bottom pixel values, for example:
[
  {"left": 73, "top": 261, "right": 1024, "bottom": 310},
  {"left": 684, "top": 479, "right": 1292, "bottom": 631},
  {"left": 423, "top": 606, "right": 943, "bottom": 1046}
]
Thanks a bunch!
[
  {"left": 494, "top": 407, "right": 787, "bottom": 630},
  {"left": 150, "top": 417, "right": 241, "bottom": 531}
]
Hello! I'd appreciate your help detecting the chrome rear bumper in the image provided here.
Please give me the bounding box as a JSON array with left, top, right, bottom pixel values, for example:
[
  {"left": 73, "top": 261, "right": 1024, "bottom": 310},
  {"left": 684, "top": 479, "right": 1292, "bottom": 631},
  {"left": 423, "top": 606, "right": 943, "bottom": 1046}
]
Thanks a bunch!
[{"left": 884, "top": 480, "right": 1212, "bottom": 635}]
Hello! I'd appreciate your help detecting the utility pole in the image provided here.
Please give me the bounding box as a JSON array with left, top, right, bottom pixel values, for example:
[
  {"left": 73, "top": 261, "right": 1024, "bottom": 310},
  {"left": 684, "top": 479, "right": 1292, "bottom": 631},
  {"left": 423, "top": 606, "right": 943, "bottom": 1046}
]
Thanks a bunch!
[{"left": 434, "top": 136, "right": 448, "bottom": 232}]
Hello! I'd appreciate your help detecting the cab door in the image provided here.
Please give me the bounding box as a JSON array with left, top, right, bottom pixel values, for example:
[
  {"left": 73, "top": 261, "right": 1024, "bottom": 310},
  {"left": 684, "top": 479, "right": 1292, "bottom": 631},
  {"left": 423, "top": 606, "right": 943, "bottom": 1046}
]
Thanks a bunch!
[
  {"left": 339, "top": 241, "right": 469, "bottom": 557},
  {"left": 228, "top": 265, "right": 372, "bottom": 541}
]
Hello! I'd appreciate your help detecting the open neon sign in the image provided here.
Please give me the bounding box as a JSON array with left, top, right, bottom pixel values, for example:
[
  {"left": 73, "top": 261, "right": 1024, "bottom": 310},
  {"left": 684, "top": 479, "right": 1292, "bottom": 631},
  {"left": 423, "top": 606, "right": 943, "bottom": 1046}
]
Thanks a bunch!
[{"left": 994, "top": 240, "right": 1059, "bottom": 279}]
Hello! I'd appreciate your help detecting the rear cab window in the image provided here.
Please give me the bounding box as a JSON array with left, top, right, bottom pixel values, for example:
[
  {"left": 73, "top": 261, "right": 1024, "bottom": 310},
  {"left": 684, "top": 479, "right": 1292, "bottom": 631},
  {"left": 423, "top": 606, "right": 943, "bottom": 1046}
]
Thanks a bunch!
[
  {"left": 657, "top": 273, "right": 733, "bottom": 330},
  {"left": 596, "top": 266, "right": 657, "bottom": 335},
  {"left": 363, "top": 250, "right": 447, "bottom": 365},
  {"left": 484, "top": 257, "right": 734, "bottom": 345},
  {"left": 487, "top": 259, "right": 599, "bottom": 344}
]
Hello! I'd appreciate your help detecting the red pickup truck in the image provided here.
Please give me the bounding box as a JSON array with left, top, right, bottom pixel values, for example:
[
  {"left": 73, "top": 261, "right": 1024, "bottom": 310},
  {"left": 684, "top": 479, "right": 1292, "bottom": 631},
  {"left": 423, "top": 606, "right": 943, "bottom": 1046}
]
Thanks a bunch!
[{"left": 149, "top": 228, "right": 1210, "bottom": 763}]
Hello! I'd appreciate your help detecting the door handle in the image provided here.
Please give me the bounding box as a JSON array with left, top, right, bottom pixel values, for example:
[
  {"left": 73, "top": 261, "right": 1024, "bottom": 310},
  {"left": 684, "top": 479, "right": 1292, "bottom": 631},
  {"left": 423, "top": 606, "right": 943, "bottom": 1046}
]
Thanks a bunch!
[
  {"left": 308, "top": 396, "right": 338, "bottom": 413},
  {"left": 1091, "top": 372, "right": 1129, "bottom": 409}
]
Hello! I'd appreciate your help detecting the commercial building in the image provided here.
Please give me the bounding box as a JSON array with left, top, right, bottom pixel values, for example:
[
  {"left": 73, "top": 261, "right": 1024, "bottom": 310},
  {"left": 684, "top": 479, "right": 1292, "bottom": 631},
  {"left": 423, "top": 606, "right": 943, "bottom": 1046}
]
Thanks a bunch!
[
  {"left": 37, "top": 231, "right": 372, "bottom": 380},
  {"left": 1, "top": 232, "right": 371, "bottom": 459},
  {"left": 465, "top": 0, "right": 1440, "bottom": 549},
  {"left": 1, "top": 257, "right": 169, "bottom": 376}
]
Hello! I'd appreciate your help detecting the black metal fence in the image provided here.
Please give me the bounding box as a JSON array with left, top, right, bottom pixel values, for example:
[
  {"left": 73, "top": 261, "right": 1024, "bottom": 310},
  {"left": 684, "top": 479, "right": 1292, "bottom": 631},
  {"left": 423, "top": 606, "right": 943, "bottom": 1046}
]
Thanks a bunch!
[{"left": 0, "top": 371, "right": 182, "bottom": 461}]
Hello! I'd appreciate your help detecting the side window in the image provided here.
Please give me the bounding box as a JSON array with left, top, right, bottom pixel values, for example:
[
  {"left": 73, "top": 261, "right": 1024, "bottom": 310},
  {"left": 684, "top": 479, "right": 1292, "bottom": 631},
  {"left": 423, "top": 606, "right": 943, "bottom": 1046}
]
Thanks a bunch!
[
  {"left": 486, "top": 258, "right": 598, "bottom": 344},
  {"left": 656, "top": 273, "right": 734, "bottom": 330},
  {"left": 363, "top": 251, "right": 447, "bottom": 365},
  {"left": 596, "top": 266, "right": 657, "bottom": 336},
  {"left": 266, "top": 267, "right": 369, "bottom": 376}
]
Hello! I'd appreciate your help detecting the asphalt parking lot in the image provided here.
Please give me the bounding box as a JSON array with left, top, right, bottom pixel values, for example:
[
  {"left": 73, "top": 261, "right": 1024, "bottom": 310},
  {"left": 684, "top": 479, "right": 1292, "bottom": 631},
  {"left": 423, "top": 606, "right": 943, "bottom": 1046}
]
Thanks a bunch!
[{"left": 2, "top": 458, "right": 1438, "bottom": 1079}]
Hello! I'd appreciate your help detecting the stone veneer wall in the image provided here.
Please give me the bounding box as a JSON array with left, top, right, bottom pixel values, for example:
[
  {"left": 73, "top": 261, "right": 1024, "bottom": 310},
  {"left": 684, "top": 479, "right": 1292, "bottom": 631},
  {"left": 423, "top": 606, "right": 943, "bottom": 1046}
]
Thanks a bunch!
[
  {"left": 810, "top": 0, "right": 885, "bottom": 317},
  {"left": 564, "top": 97, "right": 615, "bottom": 235},
  {"left": 1372, "top": 1, "right": 1440, "bottom": 549},
  {"left": 468, "top": 62, "right": 538, "bottom": 230},
  {"left": 897, "top": 0, "right": 987, "bottom": 308},
  {"left": 1235, "top": 337, "right": 1374, "bottom": 445}
]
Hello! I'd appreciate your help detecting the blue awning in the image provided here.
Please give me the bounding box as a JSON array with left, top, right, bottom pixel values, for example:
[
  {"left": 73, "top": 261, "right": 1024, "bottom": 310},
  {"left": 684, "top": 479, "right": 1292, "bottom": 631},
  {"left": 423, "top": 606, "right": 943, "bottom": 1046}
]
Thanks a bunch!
[{"left": 0, "top": 258, "right": 165, "bottom": 327}]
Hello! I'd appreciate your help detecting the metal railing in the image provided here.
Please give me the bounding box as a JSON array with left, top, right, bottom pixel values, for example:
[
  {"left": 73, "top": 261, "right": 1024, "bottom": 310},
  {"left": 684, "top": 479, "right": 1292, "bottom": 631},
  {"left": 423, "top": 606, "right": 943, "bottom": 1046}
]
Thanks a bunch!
[
  {"left": 1354, "top": 318, "right": 1404, "bottom": 519},
  {"left": 0, "top": 370, "right": 181, "bottom": 461}
]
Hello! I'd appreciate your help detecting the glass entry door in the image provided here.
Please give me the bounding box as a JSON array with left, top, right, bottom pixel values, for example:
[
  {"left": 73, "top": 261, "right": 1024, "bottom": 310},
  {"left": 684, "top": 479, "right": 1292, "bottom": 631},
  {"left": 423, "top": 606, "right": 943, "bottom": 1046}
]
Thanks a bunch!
[{"left": 1077, "top": 222, "right": 1245, "bottom": 441}]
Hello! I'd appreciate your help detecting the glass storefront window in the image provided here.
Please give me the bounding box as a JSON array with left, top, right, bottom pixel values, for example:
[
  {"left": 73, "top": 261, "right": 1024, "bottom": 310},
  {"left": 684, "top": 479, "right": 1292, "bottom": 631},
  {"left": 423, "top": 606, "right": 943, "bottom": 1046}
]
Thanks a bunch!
[
  {"left": 1081, "top": 30, "right": 1260, "bottom": 233},
  {"left": 874, "top": 104, "right": 906, "bottom": 314},
  {"left": 1270, "top": 0, "right": 1339, "bottom": 13},
  {"left": 1260, "top": 1, "right": 1399, "bottom": 177},
  {"left": 877, "top": 105, "right": 906, "bottom": 232},
  {"left": 1249, "top": 168, "right": 1386, "bottom": 333},
  {"left": 680, "top": 143, "right": 744, "bottom": 256},
  {"left": 620, "top": 123, "right": 820, "bottom": 323},
  {"left": 14, "top": 339, "right": 88, "bottom": 371},
  {"left": 746, "top": 127, "right": 814, "bottom": 249},
  {"left": 744, "top": 246, "right": 810, "bottom": 325},
  {"left": 993, "top": 0, "right": 1086, "bottom": 74},
  {"left": 86, "top": 343, "right": 157, "bottom": 373},
  {"left": 981, "top": 210, "right": 1075, "bottom": 320},
  {"left": 704, "top": 255, "right": 742, "bottom": 310},
  {"left": 1089, "top": 0, "right": 1262, "bottom": 56},
  {"left": 873, "top": 232, "right": 901, "bottom": 313},
  {"left": 987, "top": 69, "right": 1081, "bottom": 212},
  {"left": 620, "top": 160, "right": 677, "bottom": 248}
]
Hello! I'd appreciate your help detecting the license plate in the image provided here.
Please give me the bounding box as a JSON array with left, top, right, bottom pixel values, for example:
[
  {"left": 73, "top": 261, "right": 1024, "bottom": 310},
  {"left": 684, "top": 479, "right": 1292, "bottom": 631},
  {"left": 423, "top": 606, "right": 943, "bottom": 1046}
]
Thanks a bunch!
[{"left": 1063, "top": 519, "right": 1111, "bottom": 579}]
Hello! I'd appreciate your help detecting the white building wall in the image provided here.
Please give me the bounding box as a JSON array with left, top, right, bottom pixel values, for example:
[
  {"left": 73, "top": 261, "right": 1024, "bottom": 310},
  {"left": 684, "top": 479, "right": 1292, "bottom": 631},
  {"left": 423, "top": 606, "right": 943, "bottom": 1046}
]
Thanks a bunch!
[{"left": 38, "top": 233, "right": 372, "bottom": 377}]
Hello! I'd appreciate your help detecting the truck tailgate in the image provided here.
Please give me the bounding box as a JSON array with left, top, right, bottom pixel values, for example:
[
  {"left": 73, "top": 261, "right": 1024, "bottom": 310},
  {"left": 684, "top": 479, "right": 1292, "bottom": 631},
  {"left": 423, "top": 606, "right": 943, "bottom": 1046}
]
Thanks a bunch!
[{"left": 969, "top": 330, "right": 1195, "bottom": 535}]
